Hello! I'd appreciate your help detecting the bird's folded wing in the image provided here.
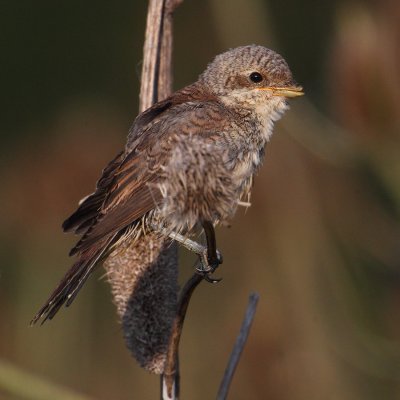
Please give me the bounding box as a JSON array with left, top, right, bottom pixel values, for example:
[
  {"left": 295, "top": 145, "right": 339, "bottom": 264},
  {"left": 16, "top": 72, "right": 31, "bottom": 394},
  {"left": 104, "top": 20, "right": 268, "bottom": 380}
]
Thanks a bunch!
[
  {"left": 68, "top": 152, "right": 162, "bottom": 256},
  {"left": 65, "top": 97, "right": 233, "bottom": 257},
  {"left": 31, "top": 95, "right": 232, "bottom": 323}
]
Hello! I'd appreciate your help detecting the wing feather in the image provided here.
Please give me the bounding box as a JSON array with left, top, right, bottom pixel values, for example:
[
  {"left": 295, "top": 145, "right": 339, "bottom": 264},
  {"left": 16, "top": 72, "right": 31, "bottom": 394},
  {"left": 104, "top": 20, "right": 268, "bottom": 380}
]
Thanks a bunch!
[{"left": 32, "top": 85, "right": 230, "bottom": 324}]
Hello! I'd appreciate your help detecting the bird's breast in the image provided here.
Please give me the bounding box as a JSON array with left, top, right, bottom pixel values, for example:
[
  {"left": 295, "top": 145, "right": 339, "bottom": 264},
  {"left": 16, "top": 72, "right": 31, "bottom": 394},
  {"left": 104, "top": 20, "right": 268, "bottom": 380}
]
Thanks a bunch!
[{"left": 232, "top": 149, "right": 263, "bottom": 182}]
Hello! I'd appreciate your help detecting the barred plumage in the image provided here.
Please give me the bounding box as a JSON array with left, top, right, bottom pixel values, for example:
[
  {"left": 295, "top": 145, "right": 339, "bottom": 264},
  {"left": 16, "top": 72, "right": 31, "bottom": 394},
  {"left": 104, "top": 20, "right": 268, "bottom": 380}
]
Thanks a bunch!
[{"left": 32, "top": 45, "right": 302, "bottom": 326}]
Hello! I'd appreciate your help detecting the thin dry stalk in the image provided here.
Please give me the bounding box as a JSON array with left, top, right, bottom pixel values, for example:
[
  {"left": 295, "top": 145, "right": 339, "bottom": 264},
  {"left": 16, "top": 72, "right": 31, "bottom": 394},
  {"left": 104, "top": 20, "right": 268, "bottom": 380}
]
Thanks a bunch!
[
  {"left": 217, "top": 293, "right": 260, "bottom": 400},
  {"left": 140, "top": 0, "right": 183, "bottom": 112}
]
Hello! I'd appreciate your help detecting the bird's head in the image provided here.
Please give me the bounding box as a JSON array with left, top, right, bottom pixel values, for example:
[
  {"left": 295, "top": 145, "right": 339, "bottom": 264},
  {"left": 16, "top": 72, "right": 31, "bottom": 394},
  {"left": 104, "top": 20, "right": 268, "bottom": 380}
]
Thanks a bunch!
[{"left": 199, "top": 45, "right": 303, "bottom": 121}]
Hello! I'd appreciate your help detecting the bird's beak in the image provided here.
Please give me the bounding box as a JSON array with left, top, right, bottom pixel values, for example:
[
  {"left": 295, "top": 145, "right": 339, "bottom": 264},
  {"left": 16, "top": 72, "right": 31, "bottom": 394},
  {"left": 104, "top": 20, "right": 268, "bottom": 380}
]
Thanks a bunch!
[{"left": 257, "top": 86, "right": 304, "bottom": 98}]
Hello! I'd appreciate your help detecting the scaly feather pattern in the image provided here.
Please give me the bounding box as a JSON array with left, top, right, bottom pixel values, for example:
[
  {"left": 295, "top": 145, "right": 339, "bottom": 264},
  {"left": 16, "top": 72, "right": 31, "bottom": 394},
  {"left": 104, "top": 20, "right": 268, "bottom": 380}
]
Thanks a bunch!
[{"left": 32, "top": 45, "right": 301, "bottom": 324}]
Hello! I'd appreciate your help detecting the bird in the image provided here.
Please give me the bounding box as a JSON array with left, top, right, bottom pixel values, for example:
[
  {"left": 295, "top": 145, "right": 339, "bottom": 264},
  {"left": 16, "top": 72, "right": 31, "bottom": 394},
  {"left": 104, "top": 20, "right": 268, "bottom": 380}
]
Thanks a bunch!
[{"left": 31, "top": 45, "right": 303, "bottom": 324}]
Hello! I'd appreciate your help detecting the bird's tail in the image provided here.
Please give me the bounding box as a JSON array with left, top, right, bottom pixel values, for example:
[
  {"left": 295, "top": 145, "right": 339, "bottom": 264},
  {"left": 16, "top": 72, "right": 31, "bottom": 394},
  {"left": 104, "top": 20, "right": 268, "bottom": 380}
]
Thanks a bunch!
[{"left": 31, "top": 234, "right": 117, "bottom": 325}]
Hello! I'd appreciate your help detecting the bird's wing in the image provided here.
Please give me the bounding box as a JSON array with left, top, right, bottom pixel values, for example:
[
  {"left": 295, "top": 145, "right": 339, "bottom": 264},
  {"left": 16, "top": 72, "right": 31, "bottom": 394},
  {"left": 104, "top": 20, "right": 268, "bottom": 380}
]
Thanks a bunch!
[
  {"left": 68, "top": 149, "right": 162, "bottom": 256},
  {"left": 32, "top": 93, "right": 230, "bottom": 324},
  {"left": 68, "top": 95, "right": 231, "bottom": 257},
  {"left": 32, "top": 98, "right": 176, "bottom": 324},
  {"left": 31, "top": 152, "right": 160, "bottom": 325},
  {"left": 61, "top": 150, "right": 125, "bottom": 235}
]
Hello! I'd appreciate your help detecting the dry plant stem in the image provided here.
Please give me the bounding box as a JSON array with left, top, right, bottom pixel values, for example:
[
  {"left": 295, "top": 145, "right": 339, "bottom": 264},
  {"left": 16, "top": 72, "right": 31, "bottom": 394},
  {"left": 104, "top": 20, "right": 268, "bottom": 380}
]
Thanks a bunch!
[
  {"left": 158, "top": 0, "right": 184, "bottom": 98},
  {"left": 163, "top": 272, "right": 205, "bottom": 398},
  {"left": 140, "top": 0, "right": 164, "bottom": 111},
  {"left": 140, "top": 0, "right": 183, "bottom": 112},
  {"left": 142, "top": 0, "right": 185, "bottom": 396},
  {"left": 141, "top": 0, "right": 183, "bottom": 396},
  {"left": 202, "top": 220, "right": 218, "bottom": 265},
  {"left": 217, "top": 293, "right": 260, "bottom": 400},
  {"left": 104, "top": 0, "right": 184, "bottom": 375}
]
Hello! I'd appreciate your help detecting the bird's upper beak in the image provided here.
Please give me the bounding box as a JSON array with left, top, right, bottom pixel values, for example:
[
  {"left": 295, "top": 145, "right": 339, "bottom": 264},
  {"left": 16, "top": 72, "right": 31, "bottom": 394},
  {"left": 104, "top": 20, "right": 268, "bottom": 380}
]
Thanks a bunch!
[{"left": 257, "top": 86, "right": 304, "bottom": 98}]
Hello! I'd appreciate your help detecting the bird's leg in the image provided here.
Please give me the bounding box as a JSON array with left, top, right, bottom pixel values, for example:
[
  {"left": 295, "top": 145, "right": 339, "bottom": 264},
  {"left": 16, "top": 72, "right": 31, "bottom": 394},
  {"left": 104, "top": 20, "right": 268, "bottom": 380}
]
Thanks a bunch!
[
  {"left": 151, "top": 222, "right": 222, "bottom": 283},
  {"left": 166, "top": 230, "right": 207, "bottom": 256},
  {"left": 151, "top": 224, "right": 207, "bottom": 257}
]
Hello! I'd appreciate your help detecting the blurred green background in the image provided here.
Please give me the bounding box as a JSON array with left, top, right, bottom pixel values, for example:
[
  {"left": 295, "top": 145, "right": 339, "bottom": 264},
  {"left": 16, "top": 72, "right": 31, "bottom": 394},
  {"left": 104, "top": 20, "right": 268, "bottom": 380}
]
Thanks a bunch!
[{"left": 1, "top": 0, "right": 400, "bottom": 399}]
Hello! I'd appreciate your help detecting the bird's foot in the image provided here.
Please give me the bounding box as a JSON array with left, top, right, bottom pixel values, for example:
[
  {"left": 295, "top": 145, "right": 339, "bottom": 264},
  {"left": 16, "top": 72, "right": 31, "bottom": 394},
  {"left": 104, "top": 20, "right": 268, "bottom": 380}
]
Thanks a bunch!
[
  {"left": 152, "top": 223, "right": 224, "bottom": 283},
  {"left": 196, "top": 249, "right": 223, "bottom": 283}
]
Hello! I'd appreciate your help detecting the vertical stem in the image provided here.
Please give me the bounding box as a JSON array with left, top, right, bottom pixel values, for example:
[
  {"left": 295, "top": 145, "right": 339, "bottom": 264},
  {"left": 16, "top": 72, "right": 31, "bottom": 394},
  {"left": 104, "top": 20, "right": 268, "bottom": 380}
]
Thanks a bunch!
[
  {"left": 140, "top": 1, "right": 184, "bottom": 399},
  {"left": 140, "top": 0, "right": 165, "bottom": 112},
  {"left": 202, "top": 220, "right": 218, "bottom": 264},
  {"left": 140, "top": 0, "right": 183, "bottom": 112}
]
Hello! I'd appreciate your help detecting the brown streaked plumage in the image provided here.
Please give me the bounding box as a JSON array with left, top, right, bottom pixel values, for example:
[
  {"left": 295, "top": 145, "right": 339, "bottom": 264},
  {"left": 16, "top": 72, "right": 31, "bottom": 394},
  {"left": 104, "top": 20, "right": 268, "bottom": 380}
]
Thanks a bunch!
[{"left": 31, "top": 45, "right": 303, "bottom": 324}]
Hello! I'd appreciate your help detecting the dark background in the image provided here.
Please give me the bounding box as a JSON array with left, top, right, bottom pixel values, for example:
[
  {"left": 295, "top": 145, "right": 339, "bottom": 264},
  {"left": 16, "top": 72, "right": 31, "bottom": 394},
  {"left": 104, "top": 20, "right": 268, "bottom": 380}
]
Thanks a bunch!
[{"left": 1, "top": 0, "right": 400, "bottom": 399}]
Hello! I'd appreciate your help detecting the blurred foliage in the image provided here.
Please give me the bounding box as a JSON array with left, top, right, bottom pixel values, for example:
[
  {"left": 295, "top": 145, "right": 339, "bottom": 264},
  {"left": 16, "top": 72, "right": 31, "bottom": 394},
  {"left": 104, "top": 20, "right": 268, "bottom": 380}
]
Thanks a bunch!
[
  {"left": 0, "top": 0, "right": 399, "bottom": 399},
  {"left": 0, "top": 358, "right": 92, "bottom": 400}
]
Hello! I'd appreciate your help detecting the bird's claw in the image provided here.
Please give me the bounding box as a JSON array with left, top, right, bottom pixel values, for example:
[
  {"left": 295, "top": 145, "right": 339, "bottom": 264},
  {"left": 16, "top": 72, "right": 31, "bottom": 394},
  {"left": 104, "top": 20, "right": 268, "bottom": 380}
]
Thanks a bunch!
[{"left": 196, "top": 249, "right": 223, "bottom": 284}]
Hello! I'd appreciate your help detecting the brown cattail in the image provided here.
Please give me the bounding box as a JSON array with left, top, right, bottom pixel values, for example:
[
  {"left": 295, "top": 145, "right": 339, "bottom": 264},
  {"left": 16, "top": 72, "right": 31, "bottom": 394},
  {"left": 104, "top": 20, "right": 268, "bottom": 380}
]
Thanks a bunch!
[{"left": 104, "top": 234, "right": 178, "bottom": 373}]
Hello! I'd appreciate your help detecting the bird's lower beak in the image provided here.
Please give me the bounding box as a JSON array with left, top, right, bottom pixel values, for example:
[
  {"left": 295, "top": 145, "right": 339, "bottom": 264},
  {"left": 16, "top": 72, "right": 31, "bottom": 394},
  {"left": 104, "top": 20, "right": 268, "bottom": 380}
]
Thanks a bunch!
[{"left": 257, "top": 86, "right": 304, "bottom": 98}]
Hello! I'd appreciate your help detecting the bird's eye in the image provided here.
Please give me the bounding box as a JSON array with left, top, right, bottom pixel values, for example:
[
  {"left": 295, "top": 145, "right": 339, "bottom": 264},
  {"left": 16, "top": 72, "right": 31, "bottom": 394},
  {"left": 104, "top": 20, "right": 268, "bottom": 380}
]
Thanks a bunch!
[{"left": 249, "top": 72, "right": 263, "bottom": 83}]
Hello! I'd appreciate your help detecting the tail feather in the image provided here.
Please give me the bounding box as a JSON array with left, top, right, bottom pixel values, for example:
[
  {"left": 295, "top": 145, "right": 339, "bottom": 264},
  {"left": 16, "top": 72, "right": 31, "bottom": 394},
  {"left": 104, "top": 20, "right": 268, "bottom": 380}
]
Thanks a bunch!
[
  {"left": 31, "top": 235, "right": 117, "bottom": 325},
  {"left": 62, "top": 151, "right": 124, "bottom": 234},
  {"left": 62, "top": 191, "right": 104, "bottom": 233}
]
